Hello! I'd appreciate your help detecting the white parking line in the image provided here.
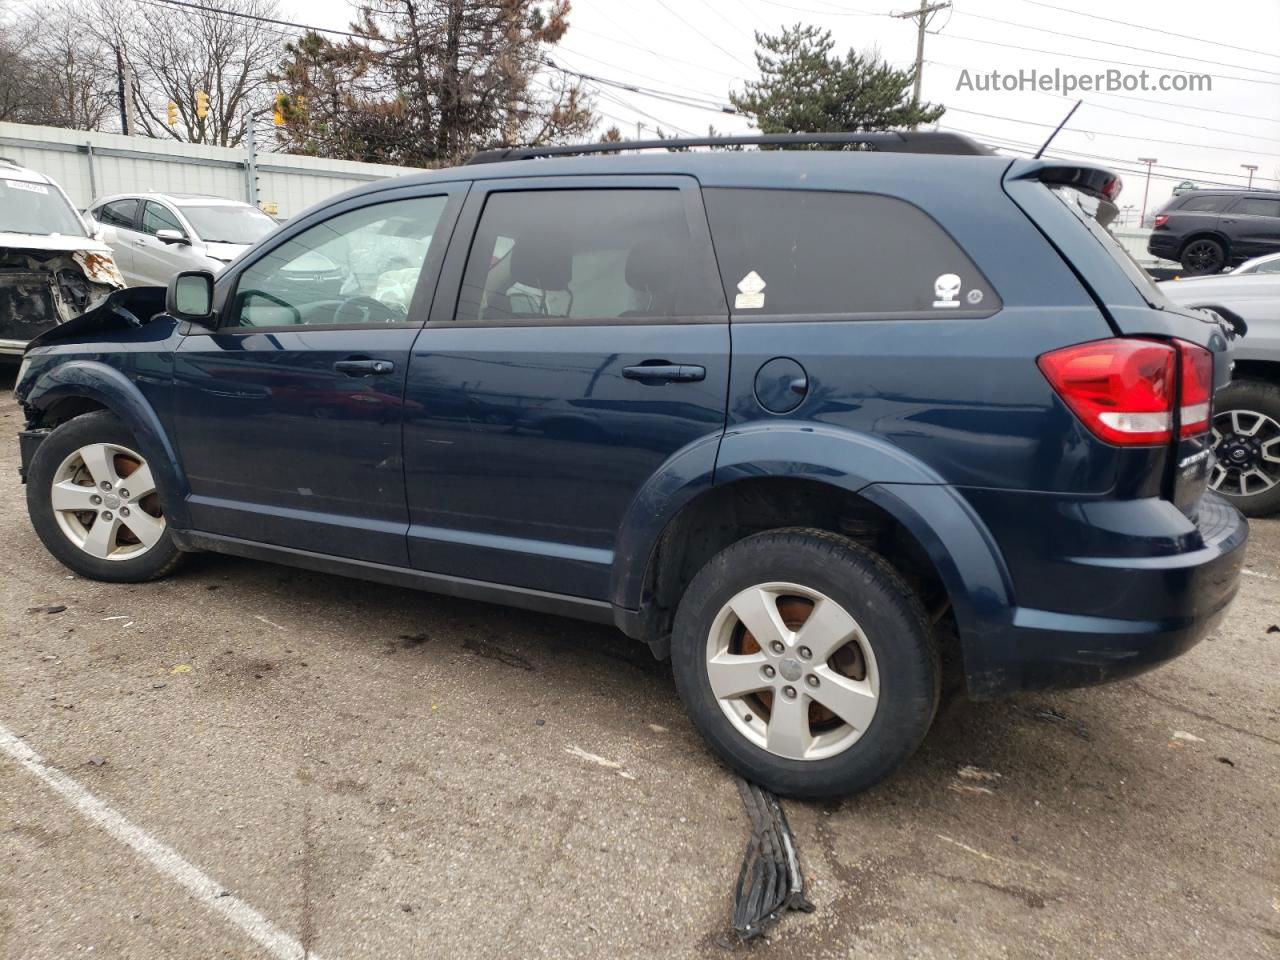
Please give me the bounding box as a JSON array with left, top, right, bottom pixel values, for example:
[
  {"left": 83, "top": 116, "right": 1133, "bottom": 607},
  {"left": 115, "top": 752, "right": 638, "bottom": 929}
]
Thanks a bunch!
[{"left": 0, "top": 725, "right": 321, "bottom": 960}]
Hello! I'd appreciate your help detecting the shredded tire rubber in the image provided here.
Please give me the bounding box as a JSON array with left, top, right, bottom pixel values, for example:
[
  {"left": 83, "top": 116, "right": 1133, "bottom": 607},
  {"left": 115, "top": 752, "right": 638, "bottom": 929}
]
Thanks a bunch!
[{"left": 731, "top": 778, "right": 814, "bottom": 940}]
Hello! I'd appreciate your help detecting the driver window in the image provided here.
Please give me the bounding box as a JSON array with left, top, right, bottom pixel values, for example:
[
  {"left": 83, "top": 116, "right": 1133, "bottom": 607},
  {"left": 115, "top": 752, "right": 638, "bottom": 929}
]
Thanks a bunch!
[
  {"left": 229, "top": 195, "right": 446, "bottom": 328},
  {"left": 141, "top": 201, "right": 185, "bottom": 238}
]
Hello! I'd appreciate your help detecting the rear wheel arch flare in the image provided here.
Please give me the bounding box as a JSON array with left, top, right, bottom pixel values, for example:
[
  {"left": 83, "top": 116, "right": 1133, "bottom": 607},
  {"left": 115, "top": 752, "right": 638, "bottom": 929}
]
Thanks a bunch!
[{"left": 630, "top": 476, "right": 963, "bottom": 653}]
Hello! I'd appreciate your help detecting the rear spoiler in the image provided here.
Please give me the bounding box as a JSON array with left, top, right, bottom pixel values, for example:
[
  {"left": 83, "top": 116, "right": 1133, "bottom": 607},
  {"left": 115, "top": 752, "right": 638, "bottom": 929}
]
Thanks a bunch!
[{"left": 1006, "top": 159, "right": 1123, "bottom": 203}]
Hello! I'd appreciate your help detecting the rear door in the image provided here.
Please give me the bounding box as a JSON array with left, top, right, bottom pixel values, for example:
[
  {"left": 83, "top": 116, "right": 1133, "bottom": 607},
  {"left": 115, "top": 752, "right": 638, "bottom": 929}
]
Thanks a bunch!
[
  {"left": 402, "top": 176, "right": 730, "bottom": 599},
  {"left": 91, "top": 198, "right": 140, "bottom": 280},
  {"left": 1222, "top": 196, "right": 1280, "bottom": 259}
]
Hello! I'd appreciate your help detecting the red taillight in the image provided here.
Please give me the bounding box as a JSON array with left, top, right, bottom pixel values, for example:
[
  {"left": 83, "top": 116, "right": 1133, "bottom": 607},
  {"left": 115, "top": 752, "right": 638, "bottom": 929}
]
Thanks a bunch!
[
  {"left": 1153, "top": 214, "right": 1170, "bottom": 228},
  {"left": 1177, "top": 339, "right": 1213, "bottom": 437},
  {"left": 1038, "top": 338, "right": 1214, "bottom": 446},
  {"left": 1038, "top": 339, "right": 1177, "bottom": 445},
  {"left": 1102, "top": 176, "right": 1123, "bottom": 201}
]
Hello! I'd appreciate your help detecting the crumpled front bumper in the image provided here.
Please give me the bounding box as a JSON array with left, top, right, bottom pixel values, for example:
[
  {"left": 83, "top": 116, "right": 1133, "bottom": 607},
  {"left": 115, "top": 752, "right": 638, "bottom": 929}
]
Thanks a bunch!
[{"left": 0, "top": 249, "right": 124, "bottom": 353}]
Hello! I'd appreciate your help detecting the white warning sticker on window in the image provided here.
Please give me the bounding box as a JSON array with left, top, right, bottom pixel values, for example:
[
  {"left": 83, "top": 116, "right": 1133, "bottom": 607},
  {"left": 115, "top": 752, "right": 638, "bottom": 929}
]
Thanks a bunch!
[
  {"left": 5, "top": 179, "right": 49, "bottom": 194},
  {"left": 735, "top": 270, "right": 766, "bottom": 309}
]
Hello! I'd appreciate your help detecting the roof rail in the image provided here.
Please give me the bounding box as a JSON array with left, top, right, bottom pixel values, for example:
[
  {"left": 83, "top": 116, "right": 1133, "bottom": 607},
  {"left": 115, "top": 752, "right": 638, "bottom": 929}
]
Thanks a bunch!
[
  {"left": 466, "top": 131, "right": 993, "bottom": 165},
  {"left": 0, "top": 156, "right": 23, "bottom": 167}
]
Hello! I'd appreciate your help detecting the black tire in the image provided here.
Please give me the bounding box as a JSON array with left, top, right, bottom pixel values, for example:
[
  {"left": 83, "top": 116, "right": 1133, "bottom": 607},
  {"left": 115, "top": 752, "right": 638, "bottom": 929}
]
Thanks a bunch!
[
  {"left": 670, "top": 528, "right": 940, "bottom": 798},
  {"left": 1212, "top": 379, "right": 1280, "bottom": 518},
  {"left": 26, "top": 411, "right": 184, "bottom": 582},
  {"left": 1180, "top": 237, "right": 1226, "bottom": 275}
]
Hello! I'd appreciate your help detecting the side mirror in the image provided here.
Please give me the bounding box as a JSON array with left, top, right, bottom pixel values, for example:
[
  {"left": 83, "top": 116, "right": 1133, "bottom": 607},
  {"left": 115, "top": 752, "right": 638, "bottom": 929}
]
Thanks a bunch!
[
  {"left": 167, "top": 271, "right": 216, "bottom": 325},
  {"left": 156, "top": 228, "right": 189, "bottom": 246}
]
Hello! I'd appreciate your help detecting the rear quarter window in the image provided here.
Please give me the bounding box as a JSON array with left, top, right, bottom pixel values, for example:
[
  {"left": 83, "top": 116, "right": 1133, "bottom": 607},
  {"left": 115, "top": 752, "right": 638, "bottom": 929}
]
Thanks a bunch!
[
  {"left": 1177, "top": 195, "right": 1229, "bottom": 213},
  {"left": 702, "top": 188, "right": 999, "bottom": 318}
]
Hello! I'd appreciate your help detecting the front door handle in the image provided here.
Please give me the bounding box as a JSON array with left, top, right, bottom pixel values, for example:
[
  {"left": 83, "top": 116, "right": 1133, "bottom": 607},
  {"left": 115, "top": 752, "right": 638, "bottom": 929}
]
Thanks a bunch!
[
  {"left": 334, "top": 358, "right": 395, "bottom": 377},
  {"left": 622, "top": 362, "right": 706, "bottom": 383}
]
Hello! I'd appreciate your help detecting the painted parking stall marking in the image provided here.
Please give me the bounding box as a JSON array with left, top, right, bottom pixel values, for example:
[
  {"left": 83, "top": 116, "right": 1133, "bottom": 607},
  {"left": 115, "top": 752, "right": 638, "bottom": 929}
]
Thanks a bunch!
[{"left": 0, "top": 724, "right": 321, "bottom": 960}]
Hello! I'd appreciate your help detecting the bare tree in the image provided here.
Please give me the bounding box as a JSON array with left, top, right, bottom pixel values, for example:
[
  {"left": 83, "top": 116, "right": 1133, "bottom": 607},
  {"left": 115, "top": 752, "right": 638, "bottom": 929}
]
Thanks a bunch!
[
  {"left": 0, "top": 1, "right": 115, "bottom": 129},
  {"left": 93, "top": 0, "right": 284, "bottom": 146}
]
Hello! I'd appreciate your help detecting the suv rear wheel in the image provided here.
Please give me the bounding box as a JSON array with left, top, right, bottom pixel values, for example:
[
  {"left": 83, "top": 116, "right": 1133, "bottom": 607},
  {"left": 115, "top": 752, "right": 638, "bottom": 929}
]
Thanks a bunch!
[
  {"left": 1180, "top": 237, "right": 1226, "bottom": 275},
  {"left": 1211, "top": 379, "right": 1280, "bottom": 517},
  {"left": 26, "top": 411, "right": 184, "bottom": 582},
  {"left": 670, "top": 529, "right": 939, "bottom": 797}
]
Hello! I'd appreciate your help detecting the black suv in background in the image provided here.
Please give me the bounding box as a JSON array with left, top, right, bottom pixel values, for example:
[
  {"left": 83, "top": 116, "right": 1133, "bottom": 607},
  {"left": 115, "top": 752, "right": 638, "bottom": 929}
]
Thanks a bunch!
[{"left": 1149, "top": 190, "right": 1280, "bottom": 274}]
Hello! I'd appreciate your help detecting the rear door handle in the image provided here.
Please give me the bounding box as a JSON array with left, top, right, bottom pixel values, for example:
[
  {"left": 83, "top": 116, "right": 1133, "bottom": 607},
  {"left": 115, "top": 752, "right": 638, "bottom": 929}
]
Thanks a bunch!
[
  {"left": 334, "top": 358, "right": 395, "bottom": 377},
  {"left": 622, "top": 363, "right": 706, "bottom": 383}
]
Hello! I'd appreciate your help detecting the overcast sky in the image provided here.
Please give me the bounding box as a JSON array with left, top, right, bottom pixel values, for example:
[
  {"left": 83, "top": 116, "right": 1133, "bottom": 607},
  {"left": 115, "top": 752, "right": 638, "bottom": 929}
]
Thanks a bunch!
[{"left": 299, "top": 0, "right": 1280, "bottom": 217}]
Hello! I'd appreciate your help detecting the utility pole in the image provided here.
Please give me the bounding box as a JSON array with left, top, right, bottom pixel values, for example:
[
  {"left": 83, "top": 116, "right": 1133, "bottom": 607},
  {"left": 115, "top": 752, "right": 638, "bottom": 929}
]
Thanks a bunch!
[
  {"left": 893, "top": 1, "right": 951, "bottom": 125},
  {"left": 1242, "top": 164, "right": 1258, "bottom": 189},
  {"left": 114, "top": 47, "right": 138, "bottom": 136},
  {"left": 1138, "top": 157, "right": 1158, "bottom": 227},
  {"left": 245, "top": 111, "right": 259, "bottom": 207}
]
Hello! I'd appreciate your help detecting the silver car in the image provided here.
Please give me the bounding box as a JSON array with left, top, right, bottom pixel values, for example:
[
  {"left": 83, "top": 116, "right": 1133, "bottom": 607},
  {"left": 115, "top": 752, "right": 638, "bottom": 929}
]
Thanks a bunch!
[
  {"left": 86, "top": 193, "right": 278, "bottom": 287},
  {"left": 1160, "top": 272, "right": 1280, "bottom": 515}
]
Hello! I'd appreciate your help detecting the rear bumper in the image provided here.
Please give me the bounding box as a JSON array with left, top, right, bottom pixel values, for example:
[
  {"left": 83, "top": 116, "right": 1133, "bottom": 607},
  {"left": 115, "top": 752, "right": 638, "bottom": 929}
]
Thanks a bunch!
[
  {"left": 958, "top": 491, "right": 1247, "bottom": 699},
  {"left": 1147, "top": 232, "right": 1179, "bottom": 259}
]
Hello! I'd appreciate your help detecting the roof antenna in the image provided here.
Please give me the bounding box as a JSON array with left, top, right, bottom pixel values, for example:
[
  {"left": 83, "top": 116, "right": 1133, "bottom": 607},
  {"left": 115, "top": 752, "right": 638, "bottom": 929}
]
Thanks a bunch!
[{"left": 1034, "top": 99, "right": 1082, "bottom": 159}]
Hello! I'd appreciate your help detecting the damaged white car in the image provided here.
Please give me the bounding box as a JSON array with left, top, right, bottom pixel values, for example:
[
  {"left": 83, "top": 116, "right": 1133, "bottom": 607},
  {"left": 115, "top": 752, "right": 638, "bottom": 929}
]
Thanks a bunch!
[{"left": 1, "top": 159, "right": 125, "bottom": 358}]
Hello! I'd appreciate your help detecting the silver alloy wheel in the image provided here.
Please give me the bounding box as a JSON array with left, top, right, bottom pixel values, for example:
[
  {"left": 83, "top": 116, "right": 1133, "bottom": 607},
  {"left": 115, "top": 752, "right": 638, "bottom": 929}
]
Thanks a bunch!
[
  {"left": 50, "top": 442, "right": 165, "bottom": 561},
  {"left": 705, "top": 582, "right": 880, "bottom": 761},
  {"left": 1210, "top": 409, "right": 1280, "bottom": 497}
]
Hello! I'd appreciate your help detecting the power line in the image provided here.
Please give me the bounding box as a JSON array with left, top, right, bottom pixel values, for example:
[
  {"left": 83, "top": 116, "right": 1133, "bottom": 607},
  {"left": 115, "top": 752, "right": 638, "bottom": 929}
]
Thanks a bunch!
[
  {"left": 956, "top": 8, "right": 1280, "bottom": 79},
  {"left": 941, "top": 125, "right": 1278, "bottom": 188},
  {"left": 942, "top": 106, "right": 1280, "bottom": 159},
  {"left": 934, "top": 30, "right": 1280, "bottom": 88},
  {"left": 653, "top": 0, "right": 756, "bottom": 70},
  {"left": 925, "top": 60, "right": 1280, "bottom": 140},
  {"left": 542, "top": 58, "right": 738, "bottom": 115},
  {"left": 142, "top": 0, "right": 373, "bottom": 42},
  {"left": 568, "top": 26, "right": 745, "bottom": 80},
  {"left": 1018, "top": 0, "right": 1280, "bottom": 63}
]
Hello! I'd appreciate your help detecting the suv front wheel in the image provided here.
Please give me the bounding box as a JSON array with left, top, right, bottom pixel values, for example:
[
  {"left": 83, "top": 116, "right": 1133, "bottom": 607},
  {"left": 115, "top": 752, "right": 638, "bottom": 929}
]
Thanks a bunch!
[
  {"left": 26, "top": 411, "right": 184, "bottom": 582},
  {"left": 671, "top": 529, "right": 939, "bottom": 797}
]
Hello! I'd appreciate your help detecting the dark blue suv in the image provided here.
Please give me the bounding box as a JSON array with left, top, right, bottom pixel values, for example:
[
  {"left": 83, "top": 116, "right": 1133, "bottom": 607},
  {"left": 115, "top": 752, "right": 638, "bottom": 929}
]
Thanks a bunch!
[{"left": 14, "top": 133, "right": 1248, "bottom": 797}]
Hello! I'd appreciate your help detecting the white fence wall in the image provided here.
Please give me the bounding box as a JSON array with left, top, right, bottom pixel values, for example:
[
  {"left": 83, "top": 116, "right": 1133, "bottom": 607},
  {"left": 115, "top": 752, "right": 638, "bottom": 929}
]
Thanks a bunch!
[{"left": 0, "top": 122, "right": 427, "bottom": 220}]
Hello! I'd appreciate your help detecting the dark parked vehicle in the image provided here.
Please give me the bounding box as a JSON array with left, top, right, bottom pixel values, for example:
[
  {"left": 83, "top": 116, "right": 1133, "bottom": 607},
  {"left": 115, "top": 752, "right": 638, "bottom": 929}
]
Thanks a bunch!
[
  {"left": 15, "top": 133, "right": 1248, "bottom": 797},
  {"left": 1148, "top": 189, "right": 1280, "bottom": 275}
]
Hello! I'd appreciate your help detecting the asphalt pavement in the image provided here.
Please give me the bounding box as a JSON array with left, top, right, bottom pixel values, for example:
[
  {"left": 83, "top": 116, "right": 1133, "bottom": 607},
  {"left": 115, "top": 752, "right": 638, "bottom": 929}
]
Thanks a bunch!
[{"left": 1, "top": 379, "right": 1277, "bottom": 959}]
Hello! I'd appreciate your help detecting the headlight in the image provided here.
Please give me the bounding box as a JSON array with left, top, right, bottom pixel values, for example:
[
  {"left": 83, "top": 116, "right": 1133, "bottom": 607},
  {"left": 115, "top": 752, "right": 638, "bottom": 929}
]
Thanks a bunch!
[{"left": 17, "top": 357, "right": 31, "bottom": 386}]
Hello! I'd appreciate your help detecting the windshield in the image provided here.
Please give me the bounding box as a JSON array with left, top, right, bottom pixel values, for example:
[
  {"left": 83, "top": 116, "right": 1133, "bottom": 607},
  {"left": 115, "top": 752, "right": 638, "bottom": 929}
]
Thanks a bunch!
[
  {"left": 176, "top": 203, "right": 277, "bottom": 245},
  {"left": 1050, "top": 185, "right": 1172, "bottom": 309},
  {"left": 0, "top": 178, "right": 86, "bottom": 237}
]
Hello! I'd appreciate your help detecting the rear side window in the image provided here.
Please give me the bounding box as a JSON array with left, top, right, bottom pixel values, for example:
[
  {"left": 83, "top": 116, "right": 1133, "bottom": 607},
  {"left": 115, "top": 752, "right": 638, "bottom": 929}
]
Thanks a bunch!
[
  {"left": 1230, "top": 197, "right": 1280, "bottom": 218},
  {"left": 703, "top": 188, "right": 998, "bottom": 317},
  {"left": 1177, "top": 195, "right": 1229, "bottom": 213},
  {"left": 97, "top": 199, "right": 138, "bottom": 230},
  {"left": 455, "top": 189, "right": 724, "bottom": 324}
]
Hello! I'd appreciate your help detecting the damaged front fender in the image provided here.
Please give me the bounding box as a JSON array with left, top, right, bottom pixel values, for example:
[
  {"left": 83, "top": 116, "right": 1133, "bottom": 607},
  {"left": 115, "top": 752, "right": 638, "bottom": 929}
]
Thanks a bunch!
[{"left": 0, "top": 246, "right": 126, "bottom": 355}]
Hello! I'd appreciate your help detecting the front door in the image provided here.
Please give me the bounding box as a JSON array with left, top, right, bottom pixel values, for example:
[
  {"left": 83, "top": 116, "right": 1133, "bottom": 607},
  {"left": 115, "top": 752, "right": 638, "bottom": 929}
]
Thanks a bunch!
[
  {"left": 402, "top": 177, "right": 730, "bottom": 598},
  {"left": 170, "top": 186, "right": 464, "bottom": 565}
]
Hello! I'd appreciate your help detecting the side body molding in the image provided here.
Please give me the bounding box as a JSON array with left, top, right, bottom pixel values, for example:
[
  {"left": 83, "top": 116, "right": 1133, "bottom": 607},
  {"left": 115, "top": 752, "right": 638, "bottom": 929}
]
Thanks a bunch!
[{"left": 24, "top": 359, "right": 191, "bottom": 528}]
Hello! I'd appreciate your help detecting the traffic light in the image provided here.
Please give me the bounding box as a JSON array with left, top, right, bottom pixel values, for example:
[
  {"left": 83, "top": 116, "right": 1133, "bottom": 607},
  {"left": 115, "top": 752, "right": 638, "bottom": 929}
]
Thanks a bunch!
[
  {"left": 167, "top": 101, "right": 178, "bottom": 126},
  {"left": 196, "top": 90, "right": 209, "bottom": 119},
  {"left": 273, "top": 92, "right": 287, "bottom": 127}
]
